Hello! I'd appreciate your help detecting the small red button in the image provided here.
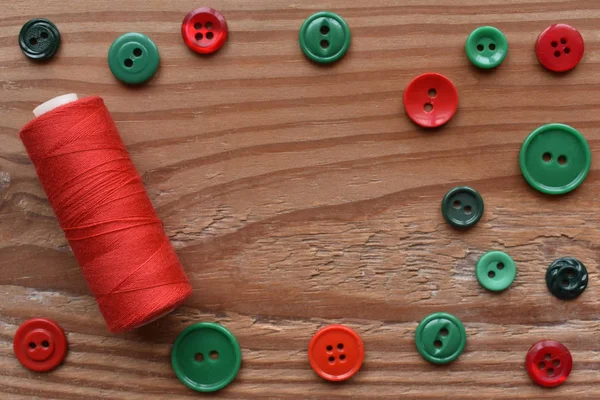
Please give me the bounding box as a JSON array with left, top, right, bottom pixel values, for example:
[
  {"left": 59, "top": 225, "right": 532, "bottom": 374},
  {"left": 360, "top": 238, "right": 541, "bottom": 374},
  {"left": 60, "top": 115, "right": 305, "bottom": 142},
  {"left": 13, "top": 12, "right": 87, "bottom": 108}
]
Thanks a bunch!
[
  {"left": 13, "top": 318, "right": 67, "bottom": 372},
  {"left": 536, "top": 24, "right": 584, "bottom": 72},
  {"left": 181, "top": 8, "right": 228, "bottom": 54},
  {"left": 404, "top": 73, "right": 458, "bottom": 128},
  {"left": 308, "top": 324, "right": 364, "bottom": 382},
  {"left": 526, "top": 340, "right": 573, "bottom": 387}
]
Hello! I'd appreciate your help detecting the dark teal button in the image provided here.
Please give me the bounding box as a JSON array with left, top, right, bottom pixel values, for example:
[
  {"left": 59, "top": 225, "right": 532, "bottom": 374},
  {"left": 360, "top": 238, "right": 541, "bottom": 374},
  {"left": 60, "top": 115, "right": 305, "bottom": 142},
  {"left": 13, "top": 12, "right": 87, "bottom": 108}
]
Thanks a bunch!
[
  {"left": 19, "top": 19, "right": 60, "bottom": 60},
  {"left": 299, "top": 12, "right": 351, "bottom": 64},
  {"left": 546, "top": 257, "right": 588, "bottom": 300},
  {"left": 108, "top": 33, "right": 160, "bottom": 84},
  {"left": 465, "top": 26, "right": 508, "bottom": 69},
  {"left": 441, "top": 186, "right": 484, "bottom": 229}
]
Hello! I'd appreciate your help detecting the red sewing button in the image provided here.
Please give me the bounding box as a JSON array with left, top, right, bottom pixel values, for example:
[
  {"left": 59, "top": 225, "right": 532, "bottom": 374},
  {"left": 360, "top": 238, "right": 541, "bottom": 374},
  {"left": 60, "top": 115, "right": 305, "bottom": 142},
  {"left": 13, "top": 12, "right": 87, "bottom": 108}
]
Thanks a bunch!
[
  {"left": 13, "top": 318, "right": 67, "bottom": 372},
  {"left": 404, "top": 73, "right": 458, "bottom": 128},
  {"left": 526, "top": 340, "right": 572, "bottom": 387},
  {"left": 308, "top": 324, "right": 364, "bottom": 382},
  {"left": 181, "top": 8, "right": 228, "bottom": 54},
  {"left": 536, "top": 24, "right": 584, "bottom": 72}
]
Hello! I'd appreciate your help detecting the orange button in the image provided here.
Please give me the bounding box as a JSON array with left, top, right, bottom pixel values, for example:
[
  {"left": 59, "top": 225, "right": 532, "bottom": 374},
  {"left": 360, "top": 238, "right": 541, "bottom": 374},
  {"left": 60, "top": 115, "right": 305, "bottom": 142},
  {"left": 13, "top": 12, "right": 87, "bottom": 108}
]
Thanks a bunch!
[{"left": 308, "top": 324, "right": 364, "bottom": 381}]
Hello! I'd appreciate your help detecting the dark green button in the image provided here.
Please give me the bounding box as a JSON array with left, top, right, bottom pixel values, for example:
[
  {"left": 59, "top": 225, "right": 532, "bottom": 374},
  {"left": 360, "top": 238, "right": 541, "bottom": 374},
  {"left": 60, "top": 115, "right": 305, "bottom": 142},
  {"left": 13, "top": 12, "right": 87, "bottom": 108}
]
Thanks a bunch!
[
  {"left": 520, "top": 124, "right": 591, "bottom": 194},
  {"left": 415, "top": 312, "right": 466, "bottom": 364},
  {"left": 19, "top": 18, "right": 60, "bottom": 60},
  {"left": 108, "top": 33, "right": 159, "bottom": 84},
  {"left": 441, "top": 186, "right": 484, "bottom": 229},
  {"left": 546, "top": 257, "right": 588, "bottom": 300},
  {"left": 299, "top": 11, "right": 350, "bottom": 64},
  {"left": 465, "top": 26, "right": 508, "bottom": 69},
  {"left": 171, "top": 322, "right": 241, "bottom": 392},
  {"left": 476, "top": 251, "right": 516, "bottom": 292}
]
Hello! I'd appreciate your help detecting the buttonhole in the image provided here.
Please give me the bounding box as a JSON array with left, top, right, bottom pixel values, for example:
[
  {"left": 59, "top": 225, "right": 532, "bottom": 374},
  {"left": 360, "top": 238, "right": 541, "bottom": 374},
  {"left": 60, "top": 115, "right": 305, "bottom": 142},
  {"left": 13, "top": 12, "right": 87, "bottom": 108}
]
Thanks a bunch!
[
  {"left": 124, "top": 59, "right": 133, "bottom": 68},
  {"left": 424, "top": 103, "right": 433, "bottom": 113},
  {"left": 554, "top": 50, "right": 561, "bottom": 57},
  {"left": 326, "top": 345, "right": 333, "bottom": 352},
  {"left": 206, "top": 32, "right": 214, "bottom": 40},
  {"left": 320, "top": 26, "right": 330, "bottom": 35},
  {"left": 42, "top": 340, "right": 50, "bottom": 348},
  {"left": 477, "top": 44, "right": 484, "bottom": 52},
  {"left": 453, "top": 200, "right": 461, "bottom": 209},
  {"left": 428, "top": 88, "right": 437, "bottom": 98},
  {"left": 194, "top": 22, "right": 202, "bottom": 30},
  {"left": 337, "top": 343, "right": 344, "bottom": 350},
  {"left": 133, "top": 48, "right": 142, "bottom": 57},
  {"left": 209, "top": 350, "right": 219, "bottom": 360},
  {"left": 440, "top": 328, "right": 449, "bottom": 337},
  {"left": 339, "top": 354, "right": 346, "bottom": 361},
  {"left": 545, "top": 353, "right": 552, "bottom": 360},
  {"left": 488, "top": 270, "right": 496, "bottom": 278},
  {"left": 464, "top": 205, "right": 472, "bottom": 214},
  {"left": 328, "top": 356, "right": 335, "bottom": 363},
  {"left": 434, "top": 340, "right": 443, "bottom": 348},
  {"left": 40, "top": 31, "right": 49, "bottom": 39},
  {"left": 551, "top": 41, "right": 558, "bottom": 48},
  {"left": 28, "top": 342, "right": 36, "bottom": 349},
  {"left": 29, "top": 37, "right": 38, "bottom": 46},
  {"left": 560, "top": 38, "right": 567, "bottom": 44},
  {"left": 547, "top": 368, "right": 554, "bottom": 376},
  {"left": 195, "top": 353, "right": 204, "bottom": 362},
  {"left": 320, "top": 40, "right": 329, "bottom": 49},
  {"left": 538, "top": 361, "right": 545, "bottom": 370},
  {"left": 557, "top": 155, "right": 567, "bottom": 165},
  {"left": 566, "top": 269, "right": 575, "bottom": 278},
  {"left": 205, "top": 22, "right": 213, "bottom": 30},
  {"left": 195, "top": 32, "right": 203, "bottom": 41},
  {"left": 497, "top": 262, "right": 504, "bottom": 270},
  {"left": 564, "top": 47, "right": 571, "bottom": 54},
  {"left": 562, "top": 279, "right": 569, "bottom": 287},
  {"left": 553, "top": 359, "right": 560, "bottom": 367},
  {"left": 542, "top": 152, "right": 552, "bottom": 162},
  {"left": 489, "top": 43, "right": 496, "bottom": 51}
]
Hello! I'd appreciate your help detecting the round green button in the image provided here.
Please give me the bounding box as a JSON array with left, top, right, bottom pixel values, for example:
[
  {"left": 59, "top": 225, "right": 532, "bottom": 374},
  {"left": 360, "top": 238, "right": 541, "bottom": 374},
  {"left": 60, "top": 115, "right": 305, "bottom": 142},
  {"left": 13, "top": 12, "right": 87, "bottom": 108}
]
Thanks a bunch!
[
  {"left": 171, "top": 322, "right": 241, "bottom": 392},
  {"left": 19, "top": 18, "right": 61, "bottom": 60},
  {"left": 465, "top": 26, "right": 508, "bottom": 69},
  {"left": 415, "top": 312, "right": 466, "bottom": 364},
  {"left": 520, "top": 124, "right": 591, "bottom": 195},
  {"left": 441, "top": 186, "right": 484, "bottom": 229},
  {"left": 108, "top": 32, "right": 159, "bottom": 84},
  {"left": 476, "top": 251, "right": 516, "bottom": 292},
  {"left": 299, "top": 11, "right": 351, "bottom": 64}
]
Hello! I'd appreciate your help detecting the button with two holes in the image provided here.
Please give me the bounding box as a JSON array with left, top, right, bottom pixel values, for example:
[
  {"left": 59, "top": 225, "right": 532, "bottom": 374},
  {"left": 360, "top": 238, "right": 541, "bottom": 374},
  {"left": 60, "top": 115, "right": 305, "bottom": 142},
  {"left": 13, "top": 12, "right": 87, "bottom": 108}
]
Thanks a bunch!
[
  {"left": 13, "top": 318, "right": 68, "bottom": 372},
  {"left": 404, "top": 73, "right": 458, "bottom": 128},
  {"left": 171, "top": 322, "right": 241, "bottom": 392},
  {"left": 308, "top": 324, "right": 364, "bottom": 381},
  {"left": 108, "top": 32, "right": 159, "bottom": 84},
  {"left": 299, "top": 11, "right": 351, "bottom": 64},
  {"left": 520, "top": 123, "right": 591, "bottom": 195},
  {"left": 536, "top": 24, "right": 584, "bottom": 72},
  {"left": 415, "top": 312, "right": 466, "bottom": 364},
  {"left": 476, "top": 251, "right": 517, "bottom": 292},
  {"left": 526, "top": 340, "right": 573, "bottom": 387},
  {"left": 441, "top": 186, "right": 484, "bottom": 229},
  {"left": 18, "top": 18, "right": 61, "bottom": 60},
  {"left": 181, "top": 8, "right": 228, "bottom": 54},
  {"left": 465, "top": 26, "right": 508, "bottom": 69},
  {"left": 546, "top": 257, "right": 588, "bottom": 300}
]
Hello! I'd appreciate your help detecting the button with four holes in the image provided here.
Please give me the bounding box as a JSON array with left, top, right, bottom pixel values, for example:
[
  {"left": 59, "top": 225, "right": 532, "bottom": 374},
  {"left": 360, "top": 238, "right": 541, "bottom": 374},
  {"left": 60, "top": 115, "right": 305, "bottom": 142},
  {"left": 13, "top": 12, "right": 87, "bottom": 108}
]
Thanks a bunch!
[
  {"left": 18, "top": 18, "right": 61, "bottom": 60},
  {"left": 308, "top": 324, "right": 364, "bottom": 381},
  {"left": 171, "top": 322, "right": 241, "bottom": 392},
  {"left": 404, "top": 73, "right": 458, "bottom": 128},
  {"left": 13, "top": 318, "right": 67, "bottom": 372},
  {"left": 181, "top": 8, "right": 228, "bottom": 55},
  {"left": 476, "top": 251, "right": 517, "bottom": 292},
  {"left": 415, "top": 312, "right": 466, "bottom": 364},
  {"left": 441, "top": 186, "right": 484, "bottom": 229},
  {"left": 299, "top": 11, "right": 351, "bottom": 64},
  {"left": 536, "top": 24, "right": 584, "bottom": 72},
  {"left": 526, "top": 340, "right": 572, "bottom": 387},
  {"left": 520, "top": 123, "right": 591, "bottom": 195},
  {"left": 108, "top": 32, "right": 160, "bottom": 84},
  {"left": 546, "top": 257, "right": 588, "bottom": 300},
  {"left": 465, "top": 26, "right": 508, "bottom": 69}
]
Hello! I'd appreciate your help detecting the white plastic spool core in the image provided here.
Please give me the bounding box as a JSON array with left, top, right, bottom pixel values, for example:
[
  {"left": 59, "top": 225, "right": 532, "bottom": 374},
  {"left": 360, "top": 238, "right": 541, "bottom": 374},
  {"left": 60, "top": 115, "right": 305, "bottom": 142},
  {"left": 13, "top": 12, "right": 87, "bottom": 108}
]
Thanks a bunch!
[{"left": 33, "top": 93, "right": 79, "bottom": 117}]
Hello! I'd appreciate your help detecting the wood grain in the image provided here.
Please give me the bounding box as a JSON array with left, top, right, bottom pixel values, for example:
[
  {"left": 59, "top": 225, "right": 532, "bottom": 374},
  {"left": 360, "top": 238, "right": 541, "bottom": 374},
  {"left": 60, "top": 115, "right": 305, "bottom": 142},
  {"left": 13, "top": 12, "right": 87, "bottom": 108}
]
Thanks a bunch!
[{"left": 1, "top": 0, "right": 600, "bottom": 398}]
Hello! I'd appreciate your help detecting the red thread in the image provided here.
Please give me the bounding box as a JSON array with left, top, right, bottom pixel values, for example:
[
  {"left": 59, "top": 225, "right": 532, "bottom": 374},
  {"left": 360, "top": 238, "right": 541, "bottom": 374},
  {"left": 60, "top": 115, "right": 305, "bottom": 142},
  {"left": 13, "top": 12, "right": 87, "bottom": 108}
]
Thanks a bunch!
[{"left": 20, "top": 97, "right": 192, "bottom": 332}]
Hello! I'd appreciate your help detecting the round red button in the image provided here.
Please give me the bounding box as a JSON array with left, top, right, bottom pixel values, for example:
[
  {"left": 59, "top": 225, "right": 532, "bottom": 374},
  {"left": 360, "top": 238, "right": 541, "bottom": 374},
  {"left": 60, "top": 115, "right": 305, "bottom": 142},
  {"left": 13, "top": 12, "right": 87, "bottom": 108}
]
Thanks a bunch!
[
  {"left": 13, "top": 318, "right": 67, "bottom": 372},
  {"left": 404, "top": 73, "right": 458, "bottom": 128},
  {"left": 526, "top": 340, "right": 572, "bottom": 387},
  {"left": 181, "top": 8, "right": 228, "bottom": 54},
  {"left": 536, "top": 24, "right": 584, "bottom": 72},
  {"left": 308, "top": 324, "right": 364, "bottom": 382}
]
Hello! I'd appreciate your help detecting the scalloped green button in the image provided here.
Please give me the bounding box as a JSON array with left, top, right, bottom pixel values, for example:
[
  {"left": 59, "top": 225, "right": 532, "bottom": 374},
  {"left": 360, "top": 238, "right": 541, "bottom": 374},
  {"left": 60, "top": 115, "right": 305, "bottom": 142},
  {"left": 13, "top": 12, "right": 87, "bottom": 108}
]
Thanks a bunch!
[
  {"left": 476, "top": 251, "right": 516, "bottom": 292},
  {"left": 108, "top": 32, "right": 159, "bottom": 84},
  {"left": 299, "top": 11, "right": 351, "bottom": 64},
  {"left": 415, "top": 312, "right": 466, "bottom": 364},
  {"left": 465, "top": 26, "right": 508, "bottom": 69}
]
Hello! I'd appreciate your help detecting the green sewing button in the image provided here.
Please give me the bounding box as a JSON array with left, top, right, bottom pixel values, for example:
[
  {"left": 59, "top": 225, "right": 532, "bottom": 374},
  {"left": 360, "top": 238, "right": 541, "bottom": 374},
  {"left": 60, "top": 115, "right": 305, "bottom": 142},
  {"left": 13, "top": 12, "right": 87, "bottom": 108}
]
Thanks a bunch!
[
  {"left": 108, "top": 32, "right": 159, "bottom": 84},
  {"left": 415, "top": 312, "right": 466, "bottom": 364},
  {"left": 171, "top": 322, "right": 241, "bottom": 392},
  {"left": 299, "top": 11, "right": 351, "bottom": 64},
  {"left": 465, "top": 26, "right": 508, "bottom": 69},
  {"left": 520, "top": 124, "right": 591, "bottom": 195},
  {"left": 19, "top": 18, "right": 61, "bottom": 60},
  {"left": 476, "top": 251, "right": 516, "bottom": 292},
  {"left": 441, "top": 186, "right": 484, "bottom": 229}
]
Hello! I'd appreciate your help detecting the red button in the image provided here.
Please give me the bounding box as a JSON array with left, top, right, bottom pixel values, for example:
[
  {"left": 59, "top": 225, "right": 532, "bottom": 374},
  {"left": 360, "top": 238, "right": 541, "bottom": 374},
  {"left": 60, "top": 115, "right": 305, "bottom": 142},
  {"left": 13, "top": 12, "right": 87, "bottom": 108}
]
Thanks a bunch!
[
  {"left": 13, "top": 318, "right": 67, "bottom": 372},
  {"left": 404, "top": 73, "right": 458, "bottom": 128},
  {"left": 536, "top": 24, "right": 584, "bottom": 72},
  {"left": 526, "top": 340, "right": 573, "bottom": 387},
  {"left": 181, "top": 8, "right": 228, "bottom": 54},
  {"left": 308, "top": 324, "right": 364, "bottom": 382}
]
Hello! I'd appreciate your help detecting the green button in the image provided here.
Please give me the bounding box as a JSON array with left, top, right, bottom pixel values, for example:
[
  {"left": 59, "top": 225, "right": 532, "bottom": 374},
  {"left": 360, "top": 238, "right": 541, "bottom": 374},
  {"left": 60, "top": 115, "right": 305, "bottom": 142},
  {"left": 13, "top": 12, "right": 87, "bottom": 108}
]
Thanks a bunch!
[
  {"left": 476, "top": 251, "right": 516, "bottom": 292},
  {"left": 465, "top": 26, "right": 508, "bottom": 69},
  {"left": 171, "top": 322, "right": 241, "bottom": 392},
  {"left": 415, "top": 312, "right": 466, "bottom": 364},
  {"left": 441, "top": 186, "right": 484, "bottom": 229},
  {"left": 520, "top": 124, "right": 591, "bottom": 194},
  {"left": 19, "top": 18, "right": 61, "bottom": 60},
  {"left": 299, "top": 11, "right": 351, "bottom": 64},
  {"left": 108, "top": 33, "right": 159, "bottom": 84}
]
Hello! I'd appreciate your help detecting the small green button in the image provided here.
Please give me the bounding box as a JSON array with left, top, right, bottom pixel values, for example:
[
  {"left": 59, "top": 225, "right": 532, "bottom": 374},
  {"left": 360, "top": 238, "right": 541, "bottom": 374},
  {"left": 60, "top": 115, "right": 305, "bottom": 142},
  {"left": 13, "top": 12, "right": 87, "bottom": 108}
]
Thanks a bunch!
[
  {"left": 415, "top": 312, "right": 466, "bottom": 364},
  {"left": 299, "top": 11, "right": 351, "bottom": 64},
  {"left": 476, "top": 251, "right": 516, "bottom": 292},
  {"left": 465, "top": 26, "right": 508, "bottom": 69},
  {"left": 108, "top": 33, "right": 159, "bottom": 84},
  {"left": 19, "top": 18, "right": 61, "bottom": 60},
  {"left": 171, "top": 322, "right": 241, "bottom": 392},
  {"left": 520, "top": 124, "right": 591, "bottom": 195},
  {"left": 441, "top": 186, "right": 484, "bottom": 229}
]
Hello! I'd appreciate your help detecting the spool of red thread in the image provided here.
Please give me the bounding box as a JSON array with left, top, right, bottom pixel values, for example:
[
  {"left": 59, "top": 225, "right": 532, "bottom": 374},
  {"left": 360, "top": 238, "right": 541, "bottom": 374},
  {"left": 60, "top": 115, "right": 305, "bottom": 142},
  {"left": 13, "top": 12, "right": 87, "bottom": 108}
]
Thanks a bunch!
[{"left": 19, "top": 94, "right": 192, "bottom": 332}]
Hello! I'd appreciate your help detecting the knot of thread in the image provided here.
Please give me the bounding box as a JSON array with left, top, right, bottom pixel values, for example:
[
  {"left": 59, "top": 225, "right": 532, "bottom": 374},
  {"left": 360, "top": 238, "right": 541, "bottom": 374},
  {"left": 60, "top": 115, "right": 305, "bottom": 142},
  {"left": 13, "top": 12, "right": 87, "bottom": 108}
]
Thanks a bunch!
[{"left": 20, "top": 97, "right": 192, "bottom": 332}]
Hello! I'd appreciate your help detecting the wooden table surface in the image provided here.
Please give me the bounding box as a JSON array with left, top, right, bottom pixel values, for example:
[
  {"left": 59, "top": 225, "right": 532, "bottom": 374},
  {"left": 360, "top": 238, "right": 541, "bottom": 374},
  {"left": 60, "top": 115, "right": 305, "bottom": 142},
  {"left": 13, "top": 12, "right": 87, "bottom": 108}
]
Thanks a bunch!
[{"left": 1, "top": 0, "right": 600, "bottom": 399}]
